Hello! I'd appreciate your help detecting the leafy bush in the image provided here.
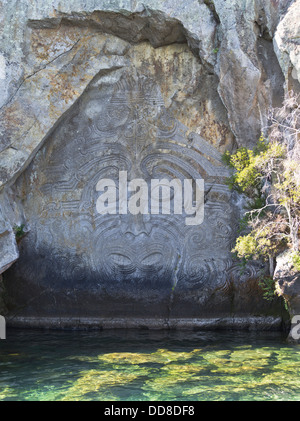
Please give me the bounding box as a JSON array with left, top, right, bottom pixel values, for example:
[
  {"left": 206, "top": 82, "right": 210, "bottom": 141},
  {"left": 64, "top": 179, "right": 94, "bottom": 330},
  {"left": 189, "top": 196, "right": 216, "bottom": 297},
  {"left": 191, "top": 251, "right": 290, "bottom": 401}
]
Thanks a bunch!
[
  {"left": 224, "top": 93, "right": 300, "bottom": 277},
  {"left": 13, "top": 224, "right": 26, "bottom": 241},
  {"left": 291, "top": 251, "right": 300, "bottom": 272},
  {"left": 258, "top": 276, "right": 276, "bottom": 301}
]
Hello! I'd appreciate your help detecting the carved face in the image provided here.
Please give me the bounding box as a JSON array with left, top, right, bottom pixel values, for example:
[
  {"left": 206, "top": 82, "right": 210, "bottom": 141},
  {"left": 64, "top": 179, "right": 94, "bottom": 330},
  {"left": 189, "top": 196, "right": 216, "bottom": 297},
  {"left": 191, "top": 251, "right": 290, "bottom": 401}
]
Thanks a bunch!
[
  {"left": 15, "top": 72, "right": 235, "bottom": 300},
  {"left": 93, "top": 224, "right": 177, "bottom": 286}
]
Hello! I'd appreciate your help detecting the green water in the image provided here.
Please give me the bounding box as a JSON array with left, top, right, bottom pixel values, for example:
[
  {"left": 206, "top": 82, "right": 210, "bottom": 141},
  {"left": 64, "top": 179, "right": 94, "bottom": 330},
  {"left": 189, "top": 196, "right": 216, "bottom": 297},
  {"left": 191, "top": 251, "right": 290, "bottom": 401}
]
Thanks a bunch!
[{"left": 0, "top": 328, "right": 300, "bottom": 401}]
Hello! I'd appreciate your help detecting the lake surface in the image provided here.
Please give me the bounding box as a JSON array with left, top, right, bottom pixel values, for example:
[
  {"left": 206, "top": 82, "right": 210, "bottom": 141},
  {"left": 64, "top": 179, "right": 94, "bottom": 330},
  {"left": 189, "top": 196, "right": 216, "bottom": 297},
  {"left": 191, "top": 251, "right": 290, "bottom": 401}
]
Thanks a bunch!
[{"left": 0, "top": 328, "right": 300, "bottom": 401}]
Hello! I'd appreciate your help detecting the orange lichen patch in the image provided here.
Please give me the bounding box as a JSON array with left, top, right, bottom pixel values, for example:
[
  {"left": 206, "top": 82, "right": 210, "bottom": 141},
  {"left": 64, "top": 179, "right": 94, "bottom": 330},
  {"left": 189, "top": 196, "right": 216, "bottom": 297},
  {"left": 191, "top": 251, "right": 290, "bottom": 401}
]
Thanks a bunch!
[
  {"left": 29, "top": 25, "right": 86, "bottom": 65},
  {"left": 47, "top": 67, "right": 89, "bottom": 110},
  {"left": 130, "top": 43, "right": 200, "bottom": 107},
  {"left": 43, "top": 40, "right": 83, "bottom": 108},
  {"left": 49, "top": 72, "right": 81, "bottom": 104},
  {"left": 44, "top": 33, "right": 108, "bottom": 108},
  {"left": 171, "top": 101, "right": 234, "bottom": 152}
]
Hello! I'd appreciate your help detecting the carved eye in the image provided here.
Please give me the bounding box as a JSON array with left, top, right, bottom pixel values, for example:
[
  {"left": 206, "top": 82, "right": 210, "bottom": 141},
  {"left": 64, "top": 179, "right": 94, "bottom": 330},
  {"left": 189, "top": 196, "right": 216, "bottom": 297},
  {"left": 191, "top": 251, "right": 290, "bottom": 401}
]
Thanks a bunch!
[
  {"left": 141, "top": 253, "right": 163, "bottom": 266},
  {"left": 109, "top": 253, "right": 132, "bottom": 266},
  {"left": 107, "top": 105, "right": 130, "bottom": 120}
]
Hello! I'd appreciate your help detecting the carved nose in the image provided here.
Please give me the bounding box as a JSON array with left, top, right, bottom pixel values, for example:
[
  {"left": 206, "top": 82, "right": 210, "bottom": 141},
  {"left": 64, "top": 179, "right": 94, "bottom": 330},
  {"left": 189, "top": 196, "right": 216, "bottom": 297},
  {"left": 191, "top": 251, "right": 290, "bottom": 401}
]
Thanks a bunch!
[{"left": 120, "top": 214, "right": 152, "bottom": 237}]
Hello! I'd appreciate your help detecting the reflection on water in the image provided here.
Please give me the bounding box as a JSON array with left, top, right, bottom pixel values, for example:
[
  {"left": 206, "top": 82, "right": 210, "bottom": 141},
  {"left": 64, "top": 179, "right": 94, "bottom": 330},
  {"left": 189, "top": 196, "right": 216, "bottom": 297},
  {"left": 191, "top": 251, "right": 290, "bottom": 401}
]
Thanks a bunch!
[{"left": 0, "top": 329, "right": 299, "bottom": 401}]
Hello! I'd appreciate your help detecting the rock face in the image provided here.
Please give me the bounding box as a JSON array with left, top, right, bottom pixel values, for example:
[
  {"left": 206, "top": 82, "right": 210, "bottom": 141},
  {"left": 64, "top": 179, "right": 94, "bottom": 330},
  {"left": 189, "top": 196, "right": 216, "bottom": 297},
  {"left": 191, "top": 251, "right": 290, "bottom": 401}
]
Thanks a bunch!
[
  {"left": 0, "top": 195, "right": 18, "bottom": 275},
  {"left": 274, "top": 0, "right": 300, "bottom": 92},
  {"left": 275, "top": 251, "right": 300, "bottom": 343},
  {"left": 0, "top": 0, "right": 298, "bottom": 328}
]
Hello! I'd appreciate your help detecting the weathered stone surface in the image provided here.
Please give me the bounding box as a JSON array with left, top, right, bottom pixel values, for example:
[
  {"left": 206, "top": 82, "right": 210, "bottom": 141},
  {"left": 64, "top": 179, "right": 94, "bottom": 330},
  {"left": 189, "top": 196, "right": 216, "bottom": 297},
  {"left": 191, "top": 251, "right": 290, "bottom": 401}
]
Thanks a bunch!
[
  {"left": 275, "top": 251, "right": 300, "bottom": 343},
  {"left": 0, "top": 30, "right": 129, "bottom": 188},
  {"left": 0, "top": 228, "right": 18, "bottom": 275},
  {"left": 213, "top": 0, "right": 288, "bottom": 147},
  {"left": 274, "top": 0, "right": 300, "bottom": 92},
  {"left": 0, "top": 194, "right": 19, "bottom": 275}
]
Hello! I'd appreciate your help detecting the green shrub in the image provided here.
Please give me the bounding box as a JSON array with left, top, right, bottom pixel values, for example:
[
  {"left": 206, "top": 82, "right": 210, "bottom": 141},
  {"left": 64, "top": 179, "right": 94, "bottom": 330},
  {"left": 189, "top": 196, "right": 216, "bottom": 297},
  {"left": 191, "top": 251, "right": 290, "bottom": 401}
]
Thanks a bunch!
[{"left": 13, "top": 224, "right": 26, "bottom": 241}]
